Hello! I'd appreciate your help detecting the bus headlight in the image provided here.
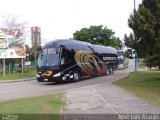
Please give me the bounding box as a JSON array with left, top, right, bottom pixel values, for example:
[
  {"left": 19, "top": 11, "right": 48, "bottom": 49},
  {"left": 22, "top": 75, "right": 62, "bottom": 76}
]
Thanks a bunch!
[
  {"left": 53, "top": 72, "right": 60, "bottom": 77},
  {"left": 37, "top": 74, "right": 40, "bottom": 77}
]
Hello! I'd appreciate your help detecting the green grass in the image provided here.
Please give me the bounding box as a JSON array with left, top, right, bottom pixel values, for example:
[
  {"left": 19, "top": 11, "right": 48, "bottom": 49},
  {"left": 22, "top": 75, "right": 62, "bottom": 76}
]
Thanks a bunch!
[
  {"left": 113, "top": 71, "right": 160, "bottom": 104},
  {"left": 0, "top": 93, "right": 64, "bottom": 120},
  {"left": 0, "top": 70, "right": 36, "bottom": 80}
]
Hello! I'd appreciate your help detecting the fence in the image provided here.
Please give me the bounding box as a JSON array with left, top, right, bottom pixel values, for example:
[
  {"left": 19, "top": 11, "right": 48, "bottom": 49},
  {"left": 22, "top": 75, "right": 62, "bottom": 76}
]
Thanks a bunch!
[{"left": 0, "top": 60, "right": 36, "bottom": 74}]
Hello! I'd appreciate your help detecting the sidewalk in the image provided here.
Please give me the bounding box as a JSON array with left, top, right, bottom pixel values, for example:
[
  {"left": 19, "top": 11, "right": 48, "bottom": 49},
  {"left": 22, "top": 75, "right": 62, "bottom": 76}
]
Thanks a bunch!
[
  {"left": 64, "top": 77, "right": 160, "bottom": 120},
  {"left": 0, "top": 78, "right": 35, "bottom": 84}
]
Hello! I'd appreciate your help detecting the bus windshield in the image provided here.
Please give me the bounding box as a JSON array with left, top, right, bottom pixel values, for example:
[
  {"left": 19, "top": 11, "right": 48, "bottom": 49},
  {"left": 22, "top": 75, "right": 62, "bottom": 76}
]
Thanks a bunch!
[{"left": 38, "top": 48, "right": 59, "bottom": 67}]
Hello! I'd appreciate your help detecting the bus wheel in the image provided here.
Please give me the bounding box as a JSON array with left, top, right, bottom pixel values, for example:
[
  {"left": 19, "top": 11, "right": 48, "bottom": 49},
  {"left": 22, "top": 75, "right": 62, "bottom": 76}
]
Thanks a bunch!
[
  {"left": 109, "top": 66, "right": 114, "bottom": 74},
  {"left": 72, "top": 71, "right": 80, "bottom": 82},
  {"left": 106, "top": 67, "right": 110, "bottom": 76}
]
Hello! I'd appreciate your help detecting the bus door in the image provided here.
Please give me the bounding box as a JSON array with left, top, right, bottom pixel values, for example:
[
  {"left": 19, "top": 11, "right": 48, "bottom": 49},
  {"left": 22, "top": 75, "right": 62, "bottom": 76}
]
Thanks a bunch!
[{"left": 60, "top": 46, "right": 73, "bottom": 72}]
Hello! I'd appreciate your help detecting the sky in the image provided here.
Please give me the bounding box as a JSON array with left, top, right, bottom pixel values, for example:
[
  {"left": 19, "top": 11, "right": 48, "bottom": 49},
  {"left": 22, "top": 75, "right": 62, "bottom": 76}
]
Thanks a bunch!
[{"left": 0, "top": 0, "right": 142, "bottom": 45}]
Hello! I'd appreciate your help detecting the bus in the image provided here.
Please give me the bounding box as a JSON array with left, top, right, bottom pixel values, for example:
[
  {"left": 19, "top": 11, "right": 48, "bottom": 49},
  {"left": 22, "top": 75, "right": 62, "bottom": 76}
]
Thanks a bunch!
[
  {"left": 117, "top": 50, "right": 129, "bottom": 69},
  {"left": 37, "top": 39, "right": 118, "bottom": 82}
]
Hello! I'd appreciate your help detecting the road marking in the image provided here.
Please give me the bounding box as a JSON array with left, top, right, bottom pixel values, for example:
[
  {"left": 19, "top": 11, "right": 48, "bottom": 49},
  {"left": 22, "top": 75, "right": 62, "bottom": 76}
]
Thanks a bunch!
[{"left": 89, "top": 86, "right": 120, "bottom": 114}]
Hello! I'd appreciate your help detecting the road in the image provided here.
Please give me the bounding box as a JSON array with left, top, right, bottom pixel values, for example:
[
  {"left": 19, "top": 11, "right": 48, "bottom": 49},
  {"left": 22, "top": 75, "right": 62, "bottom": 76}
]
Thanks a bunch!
[{"left": 0, "top": 68, "right": 132, "bottom": 101}]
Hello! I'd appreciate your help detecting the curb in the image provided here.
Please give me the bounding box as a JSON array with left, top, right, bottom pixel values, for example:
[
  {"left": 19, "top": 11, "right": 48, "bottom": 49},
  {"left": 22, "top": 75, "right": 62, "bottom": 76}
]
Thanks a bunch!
[{"left": 0, "top": 78, "right": 36, "bottom": 84}]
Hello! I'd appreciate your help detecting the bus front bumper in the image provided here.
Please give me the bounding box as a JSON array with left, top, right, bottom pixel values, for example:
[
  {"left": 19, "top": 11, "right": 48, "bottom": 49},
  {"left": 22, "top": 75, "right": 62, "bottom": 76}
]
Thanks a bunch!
[
  {"left": 37, "top": 76, "right": 61, "bottom": 82},
  {"left": 36, "top": 72, "right": 74, "bottom": 82}
]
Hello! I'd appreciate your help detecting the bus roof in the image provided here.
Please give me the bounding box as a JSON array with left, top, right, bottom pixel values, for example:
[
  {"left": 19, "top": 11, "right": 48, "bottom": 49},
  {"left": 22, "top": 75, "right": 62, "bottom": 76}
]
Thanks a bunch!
[
  {"left": 43, "top": 39, "right": 91, "bottom": 48},
  {"left": 43, "top": 39, "right": 117, "bottom": 55}
]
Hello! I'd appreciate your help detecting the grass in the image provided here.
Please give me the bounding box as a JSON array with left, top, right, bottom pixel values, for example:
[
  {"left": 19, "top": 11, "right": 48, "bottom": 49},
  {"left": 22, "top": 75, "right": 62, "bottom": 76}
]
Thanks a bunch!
[
  {"left": 0, "top": 70, "right": 36, "bottom": 80},
  {"left": 113, "top": 71, "right": 160, "bottom": 104},
  {"left": 0, "top": 93, "right": 65, "bottom": 120}
]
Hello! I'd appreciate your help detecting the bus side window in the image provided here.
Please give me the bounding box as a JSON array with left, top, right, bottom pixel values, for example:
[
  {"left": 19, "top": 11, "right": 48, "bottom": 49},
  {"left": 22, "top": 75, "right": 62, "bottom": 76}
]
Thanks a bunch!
[
  {"left": 67, "top": 45, "right": 81, "bottom": 52},
  {"left": 61, "top": 47, "right": 70, "bottom": 64},
  {"left": 61, "top": 57, "right": 65, "bottom": 65}
]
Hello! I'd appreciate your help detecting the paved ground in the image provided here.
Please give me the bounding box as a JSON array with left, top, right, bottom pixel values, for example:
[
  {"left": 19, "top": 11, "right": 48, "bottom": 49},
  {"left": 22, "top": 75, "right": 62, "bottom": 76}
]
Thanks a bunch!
[
  {"left": 64, "top": 70, "right": 160, "bottom": 120},
  {"left": 1, "top": 65, "right": 160, "bottom": 120},
  {"left": 0, "top": 68, "right": 131, "bottom": 101}
]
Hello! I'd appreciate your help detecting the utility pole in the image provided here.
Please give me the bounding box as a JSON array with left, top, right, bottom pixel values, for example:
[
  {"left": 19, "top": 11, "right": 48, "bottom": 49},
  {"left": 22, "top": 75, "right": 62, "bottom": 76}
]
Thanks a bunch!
[
  {"left": 134, "top": 0, "right": 138, "bottom": 72},
  {"left": 134, "top": 0, "right": 136, "bottom": 11}
]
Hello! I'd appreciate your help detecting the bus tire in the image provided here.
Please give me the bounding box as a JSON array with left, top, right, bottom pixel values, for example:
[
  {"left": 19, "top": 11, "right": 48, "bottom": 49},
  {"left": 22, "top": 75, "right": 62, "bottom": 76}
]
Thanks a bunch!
[
  {"left": 106, "top": 67, "right": 110, "bottom": 76},
  {"left": 109, "top": 66, "right": 114, "bottom": 74},
  {"left": 72, "top": 71, "right": 80, "bottom": 82}
]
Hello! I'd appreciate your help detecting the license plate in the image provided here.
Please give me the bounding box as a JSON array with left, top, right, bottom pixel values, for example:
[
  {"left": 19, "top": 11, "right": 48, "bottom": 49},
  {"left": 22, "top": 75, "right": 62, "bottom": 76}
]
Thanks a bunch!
[{"left": 44, "top": 78, "right": 48, "bottom": 81}]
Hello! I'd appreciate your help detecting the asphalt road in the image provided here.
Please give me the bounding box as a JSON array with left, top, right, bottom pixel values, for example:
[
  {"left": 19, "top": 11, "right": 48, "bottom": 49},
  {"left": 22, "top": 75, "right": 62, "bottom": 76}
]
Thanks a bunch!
[{"left": 0, "top": 68, "right": 132, "bottom": 101}]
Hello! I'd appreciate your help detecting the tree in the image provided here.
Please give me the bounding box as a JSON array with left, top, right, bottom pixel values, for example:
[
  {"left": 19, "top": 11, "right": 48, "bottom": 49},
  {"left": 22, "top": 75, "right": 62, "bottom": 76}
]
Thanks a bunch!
[
  {"left": 0, "top": 14, "right": 27, "bottom": 32},
  {"left": 73, "top": 25, "right": 122, "bottom": 49},
  {"left": 124, "top": 33, "right": 134, "bottom": 49},
  {"left": 126, "top": 0, "right": 160, "bottom": 68},
  {"left": 124, "top": 48, "right": 133, "bottom": 59}
]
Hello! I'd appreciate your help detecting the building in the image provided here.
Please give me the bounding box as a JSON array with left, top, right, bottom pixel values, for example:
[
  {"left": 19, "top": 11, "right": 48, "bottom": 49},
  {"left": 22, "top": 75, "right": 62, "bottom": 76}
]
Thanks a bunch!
[{"left": 31, "top": 26, "right": 41, "bottom": 47}]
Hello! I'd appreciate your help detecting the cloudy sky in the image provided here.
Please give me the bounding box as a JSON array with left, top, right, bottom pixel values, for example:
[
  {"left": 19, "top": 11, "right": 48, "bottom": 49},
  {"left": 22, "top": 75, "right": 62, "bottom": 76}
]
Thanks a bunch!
[{"left": 0, "top": 0, "right": 142, "bottom": 45}]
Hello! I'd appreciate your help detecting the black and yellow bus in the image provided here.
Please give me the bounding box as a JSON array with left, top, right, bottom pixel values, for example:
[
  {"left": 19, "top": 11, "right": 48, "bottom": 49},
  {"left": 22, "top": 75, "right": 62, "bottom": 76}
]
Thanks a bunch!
[{"left": 37, "top": 39, "right": 118, "bottom": 82}]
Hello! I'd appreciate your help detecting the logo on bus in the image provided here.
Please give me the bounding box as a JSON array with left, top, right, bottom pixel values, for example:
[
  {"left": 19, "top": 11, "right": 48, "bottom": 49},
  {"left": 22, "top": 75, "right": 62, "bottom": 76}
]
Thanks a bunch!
[
  {"left": 41, "top": 71, "right": 53, "bottom": 77},
  {"left": 75, "top": 51, "right": 106, "bottom": 76},
  {"left": 103, "top": 57, "right": 117, "bottom": 61}
]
